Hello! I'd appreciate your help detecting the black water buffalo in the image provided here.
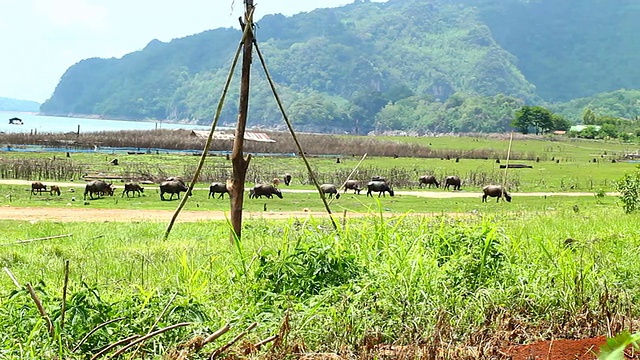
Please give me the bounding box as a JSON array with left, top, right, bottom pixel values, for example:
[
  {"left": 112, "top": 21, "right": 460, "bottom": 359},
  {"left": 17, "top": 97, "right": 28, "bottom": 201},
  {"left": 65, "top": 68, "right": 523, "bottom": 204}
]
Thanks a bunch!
[
  {"left": 444, "top": 175, "right": 461, "bottom": 190},
  {"left": 250, "top": 184, "right": 283, "bottom": 199},
  {"left": 31, "top": 181, "right": 47, "bottom": 195},
  {"left": 49, "top": 185, "right": 61, "bottom": 196},
  {"left": 283, "top": 173, "right": 292, "bottom": 186},
  {"left": 343, "top": 180, "right": 362, "bottom": 194},
  {"left": 482, "top": 185, "right": 512, "bottom": 203},
  {"left": 419, "top": 175, "right": 439, "bottom": 188},
  {"left": 84, "top": 180, "right": 115, "bottom": 200},
  {"left": 320, "top": 184, "right": 341, "bottom": 199},
  {"left": 208, "top": 182, "right": 229, "bottom": 199},
  {"left": 122, "top": 183, "right": 144, "bottom": 197},
  {"left": 366, "top": 181, "right": 394, "bottom": 197},
  {"left": 160, "top": 180, "right": 189, "bottom": 200}
]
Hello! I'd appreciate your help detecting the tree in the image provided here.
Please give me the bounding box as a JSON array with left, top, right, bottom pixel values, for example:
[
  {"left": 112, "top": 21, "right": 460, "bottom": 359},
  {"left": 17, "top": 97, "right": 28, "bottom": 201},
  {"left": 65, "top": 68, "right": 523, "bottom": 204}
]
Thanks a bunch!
[{"left": 512, "top": 105, "right": 555, "bottom": 134}]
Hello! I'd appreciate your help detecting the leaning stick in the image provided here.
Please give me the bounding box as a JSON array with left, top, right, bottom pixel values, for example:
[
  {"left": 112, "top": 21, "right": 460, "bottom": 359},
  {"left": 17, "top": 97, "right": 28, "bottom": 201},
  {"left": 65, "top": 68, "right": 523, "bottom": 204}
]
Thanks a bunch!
[
  {"left": 90, "top": 335, "right": 140, "bottom": 360},
  {"left": 203, "top": 323, "right": 231, "bottom": 346},
  {"left": 209, "top": 322, "right": 258, "bottom": 360},
  {"left": 61, "top": 260, "right": 70, "bottom": 330},
  {"left": 130, "top": 292, "right": 178, "bottom": 358},
  {"left": 2, "top": 233, "right": 72, "bottom": 246},
  {"left": 254, "top": 334, "right": 278, "bottom": 350},
  {"left": 3, "top": 267, "right": 20, "bottom": 288},
  {"left": 73, "top": 317, "right": 125, "bottom": 352},
  {"left": 109, "top": 322, "right": 192, "bottom": 358},
  {"left": 26, "top": 282, "right": 54, "bottom": 337}
]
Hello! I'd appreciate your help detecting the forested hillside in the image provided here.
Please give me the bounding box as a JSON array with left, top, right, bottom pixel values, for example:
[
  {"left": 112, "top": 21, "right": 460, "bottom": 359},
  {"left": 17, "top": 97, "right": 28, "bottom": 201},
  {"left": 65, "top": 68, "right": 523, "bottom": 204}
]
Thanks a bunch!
[
  {"left": 0, "top": 97, "right": 40, "bottom": 112},
  {"left": 41, "top": 0, "right": 640, "bottom": 134}
]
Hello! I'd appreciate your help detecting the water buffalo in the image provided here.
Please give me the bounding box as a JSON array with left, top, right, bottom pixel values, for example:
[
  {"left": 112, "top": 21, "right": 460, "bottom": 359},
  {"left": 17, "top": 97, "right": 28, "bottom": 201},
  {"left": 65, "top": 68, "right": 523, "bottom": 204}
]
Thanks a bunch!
[
  {"left": 122, "top": 183, "right": 144, "bottom": 197},
  {"left": 320, "top": 184, "right": 341, "bottom": 199},
  {"left": 49, "top": 185, "right": 61, "bottom": 196},
  {"left": 366, "top": 181, "right": 394, "bottom": 197},
  {"left": 419, "top": 175, "right": 439, "bottom": 188},
  {"left": 160, "top": 180, "right": 189, "bottom": 200},
  {"left": 31, "top": 182, "right": 47, "bottom": 195},
  {"left": 343, "top": 180, "right": 362, "bottom": 194},
  {"left": 250, "top": 184, "right": 283, "bottom": 199},
  {"left": 482, "top": 185, "right": 512, "bottom": 203},
  {"left": 283, "top": 173, "right": 292, "bottom": 186},
  {"left": 208, "top": 182, "right": 229, "bottom": 199},
  {"left": 84, "top": 180, "right": 115, "bottom": 200},
  {"left": 444, "top": 175, "right": 461, "bottom": 190},
  {"left": 272, "top": 178, "right": 281, "bottom": 187}
]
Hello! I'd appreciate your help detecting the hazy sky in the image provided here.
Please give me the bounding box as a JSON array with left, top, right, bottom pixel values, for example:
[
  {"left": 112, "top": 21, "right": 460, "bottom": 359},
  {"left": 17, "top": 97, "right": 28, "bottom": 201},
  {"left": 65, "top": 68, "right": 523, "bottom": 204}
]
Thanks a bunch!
[{"left": 0, "top": 0, "right": 375, "bottom": 103}]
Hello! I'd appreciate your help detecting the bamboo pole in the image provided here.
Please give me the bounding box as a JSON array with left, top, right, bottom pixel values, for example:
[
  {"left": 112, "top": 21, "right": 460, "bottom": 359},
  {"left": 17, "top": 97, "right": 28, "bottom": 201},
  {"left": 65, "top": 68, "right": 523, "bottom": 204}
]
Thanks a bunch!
[{"left": 229, "top": 0, "right": 256, "bottom": 242}]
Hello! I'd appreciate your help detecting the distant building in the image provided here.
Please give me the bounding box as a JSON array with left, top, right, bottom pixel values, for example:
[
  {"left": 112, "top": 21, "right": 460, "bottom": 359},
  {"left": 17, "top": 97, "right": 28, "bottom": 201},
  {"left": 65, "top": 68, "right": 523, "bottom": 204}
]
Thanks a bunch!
[
  {"left": 189, "top": 130, "right": 276, "bottom": 143},
  {"left": 569, "top": 125, "right": 601, "bottom": 132}
]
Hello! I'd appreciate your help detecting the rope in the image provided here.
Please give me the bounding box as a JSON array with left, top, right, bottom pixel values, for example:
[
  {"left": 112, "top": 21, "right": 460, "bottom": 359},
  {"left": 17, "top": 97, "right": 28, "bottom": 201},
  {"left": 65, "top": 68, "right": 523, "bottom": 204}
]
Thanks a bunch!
[{"left": 253, "top": 41, "right": 338, "bottom": 230}]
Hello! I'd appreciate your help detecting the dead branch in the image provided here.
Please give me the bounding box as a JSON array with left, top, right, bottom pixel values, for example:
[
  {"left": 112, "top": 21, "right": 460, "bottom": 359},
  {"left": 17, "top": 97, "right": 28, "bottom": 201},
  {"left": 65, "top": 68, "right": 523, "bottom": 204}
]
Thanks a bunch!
[
  {"left": 90, "top": 335, "right": 140, "bottom": 360},
  {"left": 109, "top": 322, "right": 192, "bottom": 358},
  {"left": 204, "top": 323, "right": 231, "bottom": 346},
  {"left": 3, "top": 267, "right": 20, "bottom": 288},
  {"left": 209, "top": 322, "right": 257, "bottom": 359},
  {"left": 61, "top": 260, "right": 69, "bottom": 330},
  {"left": 73, "top": 317, "right": 125, "bottom": 352},
  {"left": 130, "top": 292, "right": 178, "bottom": 358},
  {"left": 254, "top": 334, "right": 278, "bottom": 350},
  {"left": 26, "top": 282, "right": 54, "bottom": 337},
  {"left": 2, "top": 233, "right": 72, "bottom": 246}
]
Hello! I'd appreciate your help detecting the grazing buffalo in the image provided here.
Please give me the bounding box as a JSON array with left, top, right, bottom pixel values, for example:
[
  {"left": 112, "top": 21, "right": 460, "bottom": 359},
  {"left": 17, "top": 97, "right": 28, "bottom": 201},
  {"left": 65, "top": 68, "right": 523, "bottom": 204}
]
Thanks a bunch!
[
  {"left": 482, "top": 185, "right": 512, "bottom": 203},
  {"left": 122, "top": 183, "right": 144, "bottom": 197},
  {"left": 165, "top": 176, "right": 185, "bottom": 185},
  {"left": 31, "top": 182, "right": 47, "bottom": 195},
  {"left": 84, "top": 180, "right": 115, "bottom": 200},
  {"left": 320, "top": 184, "right": 341, "bottom": 199},
  {"left": 160, "top": 180, "right": 189, "bottom": 200},
  {"left": 283, "top": 173, "right": 292, "bottom": 186},
  {"left": 444, "top": 175, "right": 461, "bottom": 190},
  {"left": 49, "top": 185, "right": 61, "bottom": 196},
  {"left": 343, "top": 180, "right": 362, "bottom": 194},
  {"left": 419, "top": 175, "right": 439, "bottom": 188},
  {"left": 208, "top": 182, "right": 229, "bottom": 199},
  {"left": 250, "top": 184, "right": 283, "bottom": 199},
  {"left": 366, "top": 181, "right": 395, "bottom": 197}
]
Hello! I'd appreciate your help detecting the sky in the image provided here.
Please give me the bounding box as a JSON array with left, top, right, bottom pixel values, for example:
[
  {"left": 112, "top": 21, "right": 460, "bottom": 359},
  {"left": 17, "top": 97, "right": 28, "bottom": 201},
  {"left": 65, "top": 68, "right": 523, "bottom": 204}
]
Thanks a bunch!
[{"left": 0, "top": 0, "right": 372, "bottom": 103}]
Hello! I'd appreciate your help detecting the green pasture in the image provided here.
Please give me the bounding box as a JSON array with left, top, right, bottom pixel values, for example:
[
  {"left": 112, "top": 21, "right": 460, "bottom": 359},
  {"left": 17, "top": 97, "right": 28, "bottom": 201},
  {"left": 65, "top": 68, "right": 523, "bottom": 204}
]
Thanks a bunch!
[
  {"left": 0, "top": 182, "right": 619, "bottom": 215},
  {"left": 1, "top": 148, "right": 637, "bottom": 192},
  {"left": 1, "top": 204, "right": 640, "bottom": 358}
]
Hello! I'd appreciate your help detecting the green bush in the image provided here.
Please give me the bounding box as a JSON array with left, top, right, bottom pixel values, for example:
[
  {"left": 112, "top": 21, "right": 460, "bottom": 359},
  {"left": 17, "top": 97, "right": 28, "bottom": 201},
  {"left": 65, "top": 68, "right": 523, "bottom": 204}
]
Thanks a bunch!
[{"left": 617, "top": 167, "right": 640, "bottom": 213}]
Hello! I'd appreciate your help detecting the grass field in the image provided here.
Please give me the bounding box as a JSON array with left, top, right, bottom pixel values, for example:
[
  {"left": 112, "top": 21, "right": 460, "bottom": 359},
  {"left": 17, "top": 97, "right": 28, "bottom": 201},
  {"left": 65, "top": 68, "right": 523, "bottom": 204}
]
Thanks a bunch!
[{"left": 1, "top": 133, "right": 640, "bottom": 359}]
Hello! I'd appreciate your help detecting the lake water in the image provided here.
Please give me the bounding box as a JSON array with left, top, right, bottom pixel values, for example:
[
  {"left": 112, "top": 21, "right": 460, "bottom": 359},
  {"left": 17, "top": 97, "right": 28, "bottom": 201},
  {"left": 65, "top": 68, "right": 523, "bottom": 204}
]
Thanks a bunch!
[{"left": 0, "top": 112, "right": 214, "bottom": 134}]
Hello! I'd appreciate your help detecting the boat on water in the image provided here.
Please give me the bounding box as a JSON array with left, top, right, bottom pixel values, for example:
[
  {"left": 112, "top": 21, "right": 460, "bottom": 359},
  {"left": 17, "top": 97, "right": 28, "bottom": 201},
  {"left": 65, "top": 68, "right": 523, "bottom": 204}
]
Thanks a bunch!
[{"left": 8, "top": 117, "right": 23, "bottom": 125}]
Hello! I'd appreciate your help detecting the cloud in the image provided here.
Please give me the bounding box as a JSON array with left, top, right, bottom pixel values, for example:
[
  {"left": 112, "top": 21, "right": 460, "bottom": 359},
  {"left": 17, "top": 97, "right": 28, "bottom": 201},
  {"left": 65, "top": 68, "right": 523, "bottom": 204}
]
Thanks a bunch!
[{"left": 33, "top": 0, "right": 107, "bottom": 29}]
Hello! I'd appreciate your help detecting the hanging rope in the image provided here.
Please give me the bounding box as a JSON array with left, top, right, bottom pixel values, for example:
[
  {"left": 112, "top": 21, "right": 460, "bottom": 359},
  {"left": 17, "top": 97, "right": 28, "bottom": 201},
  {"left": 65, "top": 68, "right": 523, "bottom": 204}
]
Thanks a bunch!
[
  {"left": 162, "top": 12, "right": 253, "bottom": 240},
  {"left": 253, "top": 41, "right": 338, "bottom": 230}
]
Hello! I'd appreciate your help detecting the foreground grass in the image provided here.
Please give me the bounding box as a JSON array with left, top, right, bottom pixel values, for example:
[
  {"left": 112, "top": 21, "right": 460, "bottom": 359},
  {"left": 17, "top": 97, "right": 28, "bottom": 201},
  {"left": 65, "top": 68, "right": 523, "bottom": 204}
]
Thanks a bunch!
[{"left": 1, "top": 203, "right": 639, "bottom": 359}]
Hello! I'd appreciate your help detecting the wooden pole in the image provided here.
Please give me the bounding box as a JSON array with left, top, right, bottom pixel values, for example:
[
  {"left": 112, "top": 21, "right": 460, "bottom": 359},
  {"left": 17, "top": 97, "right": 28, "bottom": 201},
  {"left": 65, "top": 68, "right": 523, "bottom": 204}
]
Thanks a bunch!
[{"left": 229, "top": 0, "right": 255, "bottom": 242}]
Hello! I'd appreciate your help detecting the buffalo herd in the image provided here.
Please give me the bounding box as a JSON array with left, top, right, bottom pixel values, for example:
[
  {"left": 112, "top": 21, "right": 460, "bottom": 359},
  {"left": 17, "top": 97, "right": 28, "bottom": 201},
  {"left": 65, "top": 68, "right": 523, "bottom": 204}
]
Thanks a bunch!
[{"left": 29, "top": 173, "right": 512, "bottom": 203}]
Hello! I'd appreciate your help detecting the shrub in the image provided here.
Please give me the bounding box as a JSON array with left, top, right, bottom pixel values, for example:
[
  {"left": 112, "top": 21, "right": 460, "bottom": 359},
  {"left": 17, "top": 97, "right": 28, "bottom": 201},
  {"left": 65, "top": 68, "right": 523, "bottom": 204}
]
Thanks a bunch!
[{"left": 617, "top": 167, "right": 640, "bottom": 213}]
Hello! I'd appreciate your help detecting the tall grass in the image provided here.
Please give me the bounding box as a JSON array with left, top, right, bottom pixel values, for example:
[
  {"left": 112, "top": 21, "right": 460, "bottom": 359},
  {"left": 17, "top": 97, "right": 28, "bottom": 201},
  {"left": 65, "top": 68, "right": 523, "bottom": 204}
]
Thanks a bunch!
[{"left": 1, "top": 205, "right": 639, "bottom": 358}]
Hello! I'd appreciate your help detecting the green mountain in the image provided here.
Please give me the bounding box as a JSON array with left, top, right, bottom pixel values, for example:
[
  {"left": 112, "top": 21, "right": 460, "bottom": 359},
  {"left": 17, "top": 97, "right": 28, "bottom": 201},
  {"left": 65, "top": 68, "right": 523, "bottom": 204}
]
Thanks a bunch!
[
  {"left": 0, "top": 97, "right": 40, "bottom": 112},
  {"left": 41, "top": 0, "right": 640, "bottom": 133}
]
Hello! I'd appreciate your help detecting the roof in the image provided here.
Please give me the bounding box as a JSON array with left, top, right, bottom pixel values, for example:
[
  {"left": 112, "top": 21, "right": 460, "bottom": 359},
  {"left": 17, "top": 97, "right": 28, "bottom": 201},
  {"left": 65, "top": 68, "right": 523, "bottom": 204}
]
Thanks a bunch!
[
  {"left": 570, "top": 125, "right": 601, "bottom": 132},
  {"left": 190, "top": 130, "right": 275, "bottom": 143}
]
